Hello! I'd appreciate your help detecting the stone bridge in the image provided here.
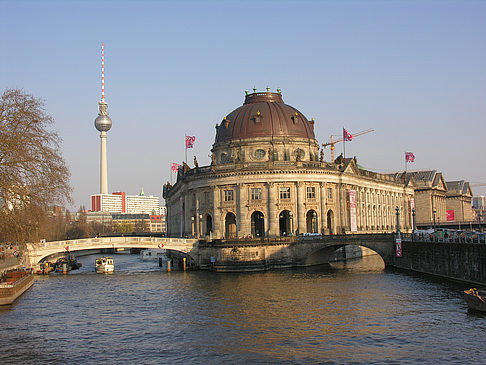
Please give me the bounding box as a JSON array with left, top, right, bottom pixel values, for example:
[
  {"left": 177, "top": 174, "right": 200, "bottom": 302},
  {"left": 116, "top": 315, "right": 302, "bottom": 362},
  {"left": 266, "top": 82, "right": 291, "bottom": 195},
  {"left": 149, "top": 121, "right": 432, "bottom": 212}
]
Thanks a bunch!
[
  {"left": 198, "top": 233, "right": 397, "bottom": 271},
  {"left": 24, "top": 233, "right": 398, "bottom": 272},
  {"left": 25, "top": 236, "right": 199, "bottom": 267}
]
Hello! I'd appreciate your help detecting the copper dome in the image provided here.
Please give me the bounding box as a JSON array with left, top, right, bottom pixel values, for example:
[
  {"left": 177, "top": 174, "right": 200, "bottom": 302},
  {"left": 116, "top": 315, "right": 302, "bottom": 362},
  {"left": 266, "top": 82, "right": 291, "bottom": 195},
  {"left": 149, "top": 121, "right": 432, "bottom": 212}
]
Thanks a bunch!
[{"left": 215, "top": 91, "right": 315, "bottom": 143}]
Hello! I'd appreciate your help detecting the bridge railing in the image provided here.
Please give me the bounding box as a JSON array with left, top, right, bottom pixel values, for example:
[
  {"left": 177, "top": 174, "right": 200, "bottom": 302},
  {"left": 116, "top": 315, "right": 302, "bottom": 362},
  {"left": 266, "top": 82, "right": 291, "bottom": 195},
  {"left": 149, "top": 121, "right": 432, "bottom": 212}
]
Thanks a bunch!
[
  {"left": 27, "top": 236, "right": 198, "bottom": 249},
  {"left": 202, "top": 233, "right": 396, "bottom": 246},
  {"left": 404, "top": 231, "right": 486, "bottom": 244}
]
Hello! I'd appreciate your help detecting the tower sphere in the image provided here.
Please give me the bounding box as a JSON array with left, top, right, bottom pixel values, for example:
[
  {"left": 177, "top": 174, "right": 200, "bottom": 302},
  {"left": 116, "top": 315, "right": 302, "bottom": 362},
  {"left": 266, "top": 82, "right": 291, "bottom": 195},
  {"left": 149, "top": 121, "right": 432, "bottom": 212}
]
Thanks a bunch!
[{"left": 95, "top": 114, "right": 112, "bottom": 132}]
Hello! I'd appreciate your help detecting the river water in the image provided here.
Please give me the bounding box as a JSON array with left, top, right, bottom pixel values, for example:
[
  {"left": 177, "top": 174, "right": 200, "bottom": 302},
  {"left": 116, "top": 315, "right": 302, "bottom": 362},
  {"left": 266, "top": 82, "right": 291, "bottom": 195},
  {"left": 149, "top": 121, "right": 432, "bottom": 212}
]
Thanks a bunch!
[{"left": 1, "top": 253, "right": 485, "bottom": 364}]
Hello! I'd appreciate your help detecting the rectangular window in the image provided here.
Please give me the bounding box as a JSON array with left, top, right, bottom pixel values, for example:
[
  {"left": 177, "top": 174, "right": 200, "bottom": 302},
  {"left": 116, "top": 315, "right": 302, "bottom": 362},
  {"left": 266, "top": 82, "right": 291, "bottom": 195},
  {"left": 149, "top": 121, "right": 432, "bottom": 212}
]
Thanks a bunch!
[
  {"left": 280, "top": 187, "right": 291, "bottom": 200},
  {"left": 224, "top": 190, "right": 234, "bottom": 202},
  {"left": 251, "top": 188, "right": 262, "bottom": 201},
  {"left": 327, "top": 188, "right": 333, "bottom": 200},
  {"left": 306, "top": 187, "right": 316, "bottom": 199}
]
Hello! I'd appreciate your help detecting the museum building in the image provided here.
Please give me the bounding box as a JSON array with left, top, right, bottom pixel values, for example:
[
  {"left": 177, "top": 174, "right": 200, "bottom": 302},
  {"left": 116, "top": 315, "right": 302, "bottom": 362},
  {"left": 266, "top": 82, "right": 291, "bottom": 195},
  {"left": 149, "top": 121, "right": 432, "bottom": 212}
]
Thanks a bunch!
[{"left": 164, "top": 90, "right": 415, "bottom": 239}]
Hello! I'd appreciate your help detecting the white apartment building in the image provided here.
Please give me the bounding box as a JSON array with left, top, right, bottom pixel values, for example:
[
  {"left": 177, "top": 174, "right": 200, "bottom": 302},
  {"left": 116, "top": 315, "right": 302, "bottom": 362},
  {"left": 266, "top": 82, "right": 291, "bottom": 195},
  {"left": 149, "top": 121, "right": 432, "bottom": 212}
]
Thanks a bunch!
[
  {"left": 91, "top": 188, "right": 161, "bottom": 215},
  {"left": 126, "top": 194, "right": 160, "bottom": 214}
]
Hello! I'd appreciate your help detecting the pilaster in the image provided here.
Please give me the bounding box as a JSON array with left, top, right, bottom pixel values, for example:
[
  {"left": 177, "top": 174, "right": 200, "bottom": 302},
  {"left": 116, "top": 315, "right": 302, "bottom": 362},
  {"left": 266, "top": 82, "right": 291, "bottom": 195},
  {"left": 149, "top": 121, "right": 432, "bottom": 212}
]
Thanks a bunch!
[
  {"left": 266, "top": 182, "right": 276, "bottom": 237},
  {"left": 296, "top": 182, "right": 305, "bottom": 234}
]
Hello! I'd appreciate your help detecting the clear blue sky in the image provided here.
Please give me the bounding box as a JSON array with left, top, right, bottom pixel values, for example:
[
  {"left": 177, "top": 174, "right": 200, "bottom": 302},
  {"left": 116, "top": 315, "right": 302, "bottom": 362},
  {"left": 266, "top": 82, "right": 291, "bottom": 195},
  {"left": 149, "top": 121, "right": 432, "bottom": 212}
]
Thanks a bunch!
[{"left": 1, "top": 0, "right": 485, "bottom": 209}]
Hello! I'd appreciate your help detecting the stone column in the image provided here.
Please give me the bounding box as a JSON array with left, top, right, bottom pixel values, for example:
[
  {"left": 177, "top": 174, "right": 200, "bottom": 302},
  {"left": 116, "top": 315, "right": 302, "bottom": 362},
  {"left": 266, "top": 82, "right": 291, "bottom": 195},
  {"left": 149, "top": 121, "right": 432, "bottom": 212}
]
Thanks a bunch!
[
  {"left": 212, "top": 186, "right": 221, "bottom": 238},
  {"left": 320, "top": 182, "right": 326, "bottom": 234},
  {"left": 195, "top": 193, "right": 200, "bottom": 238},
  {"left": 184, "top": 192, "right": 192, "bottom": 238},
  {"left": 237, "top": 184, "right": 248, "bottom": 236},
  {"left": 296, "top": 182, "right": 305, "bottom": 235},
  {"left": 267, "top": 182, "right": 276, "bottom": 237}
]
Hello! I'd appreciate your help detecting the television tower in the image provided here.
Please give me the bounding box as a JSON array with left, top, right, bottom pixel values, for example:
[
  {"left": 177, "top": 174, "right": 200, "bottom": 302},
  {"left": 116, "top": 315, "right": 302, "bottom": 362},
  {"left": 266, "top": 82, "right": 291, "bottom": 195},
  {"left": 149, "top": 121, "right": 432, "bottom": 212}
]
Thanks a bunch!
[{"left": 94, "top": 42, "right": 112, "bottom": 194}]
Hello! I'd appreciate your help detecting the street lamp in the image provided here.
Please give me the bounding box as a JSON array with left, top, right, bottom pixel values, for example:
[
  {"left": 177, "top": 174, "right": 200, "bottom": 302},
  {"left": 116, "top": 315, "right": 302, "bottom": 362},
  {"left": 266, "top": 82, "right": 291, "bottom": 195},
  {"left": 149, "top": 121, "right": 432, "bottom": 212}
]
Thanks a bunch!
[
  {"left": 191, "top": 216, "right": 195, "bottom": 237},
  {"left": 395, "top": 206, "right": 400, "bottom": 237},
  {"left": 412, "top": 208, "right": 416, "bottom": 235},
  {"left": 433, "top": 209, "right": 437, "bottom": 231},
  {"left": 199, "top": 214, "right": 203, "bottom": 237}
]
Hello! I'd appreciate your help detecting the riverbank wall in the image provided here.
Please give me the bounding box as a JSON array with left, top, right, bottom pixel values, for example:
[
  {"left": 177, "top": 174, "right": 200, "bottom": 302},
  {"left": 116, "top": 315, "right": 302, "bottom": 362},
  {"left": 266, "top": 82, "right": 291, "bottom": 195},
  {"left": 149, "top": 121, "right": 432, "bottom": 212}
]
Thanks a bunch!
[{"left": 394, "top": 241, "right": 486, "bottom": 286}]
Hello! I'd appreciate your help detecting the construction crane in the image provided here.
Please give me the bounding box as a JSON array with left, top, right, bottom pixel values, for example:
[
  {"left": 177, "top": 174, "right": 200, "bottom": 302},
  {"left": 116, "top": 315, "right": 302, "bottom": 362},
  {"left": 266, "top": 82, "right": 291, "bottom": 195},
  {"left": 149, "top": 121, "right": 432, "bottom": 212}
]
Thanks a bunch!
[
  {"left": 322, "top": 128, "right": 374, "bottom": 162},
  {"left": 471, "top": 183, "right": 486, "bottom": 187}
]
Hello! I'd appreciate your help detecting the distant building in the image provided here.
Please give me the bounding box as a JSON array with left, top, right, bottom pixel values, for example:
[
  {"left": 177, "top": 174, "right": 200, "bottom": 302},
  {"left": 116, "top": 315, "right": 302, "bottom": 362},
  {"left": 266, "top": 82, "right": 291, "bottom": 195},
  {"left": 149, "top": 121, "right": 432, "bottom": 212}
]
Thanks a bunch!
[
  {"left": 84, "top": 211, "right": 113, "bottom": 227},
  {"left": 472, "top": 196, "right": 486, "bottom": 223},
  {"left": 445, "top": 180, "right": 474, "bottom": 222},
  {"left": 91, "top": 193, "right": 123, "bottom": 213},
  {"left": 392, "top": 171, "right": 476, "bottom": 226},
  {"left": 149, "top": 215, "right": 165, "bottom": 233},
  {"left": 125, "top": 187, "right": 160, "bottom": 215},
  {"left": 91, "top": 187, "right": 162, "bottom": 215},
  {"left": 473, "top": 196, "right": 486, "bottom": 210},
  {"left": 112, "top": 213, "right": 150, "bottom": 232},
  {"left": 390, "top": 170, "right": 447, "bottom": 226}
]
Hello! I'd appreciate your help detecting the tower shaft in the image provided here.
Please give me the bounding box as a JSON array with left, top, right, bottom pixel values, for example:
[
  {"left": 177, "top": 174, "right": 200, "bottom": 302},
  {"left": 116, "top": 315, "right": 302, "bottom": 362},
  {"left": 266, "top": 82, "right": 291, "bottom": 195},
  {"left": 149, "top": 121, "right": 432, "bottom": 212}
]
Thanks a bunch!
[{"left": 100, "top": 131, "right": 108, "bottom": 194}]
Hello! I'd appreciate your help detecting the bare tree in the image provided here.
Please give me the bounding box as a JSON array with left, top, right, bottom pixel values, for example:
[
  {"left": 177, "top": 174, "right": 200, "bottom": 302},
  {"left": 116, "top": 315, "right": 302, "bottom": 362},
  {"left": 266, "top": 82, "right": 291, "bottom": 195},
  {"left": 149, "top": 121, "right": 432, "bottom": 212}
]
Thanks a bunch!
[{"left": 0, "top": 89, "right": 72, "bottom": 243}]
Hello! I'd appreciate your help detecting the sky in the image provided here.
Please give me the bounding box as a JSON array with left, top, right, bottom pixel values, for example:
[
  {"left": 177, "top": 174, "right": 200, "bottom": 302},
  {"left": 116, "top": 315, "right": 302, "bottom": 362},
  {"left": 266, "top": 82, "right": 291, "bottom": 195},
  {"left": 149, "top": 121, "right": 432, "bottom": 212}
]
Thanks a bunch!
[{"left": 1, "top": 0, "right": 485, "bottom": 210}]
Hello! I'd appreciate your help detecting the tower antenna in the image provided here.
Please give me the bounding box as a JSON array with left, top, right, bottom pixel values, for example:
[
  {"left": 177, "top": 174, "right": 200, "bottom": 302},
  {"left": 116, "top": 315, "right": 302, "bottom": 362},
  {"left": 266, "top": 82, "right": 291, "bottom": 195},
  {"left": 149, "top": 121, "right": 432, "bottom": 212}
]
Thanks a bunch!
[{"left": 101, "top": 42, "right": 105, "bottom": 102}]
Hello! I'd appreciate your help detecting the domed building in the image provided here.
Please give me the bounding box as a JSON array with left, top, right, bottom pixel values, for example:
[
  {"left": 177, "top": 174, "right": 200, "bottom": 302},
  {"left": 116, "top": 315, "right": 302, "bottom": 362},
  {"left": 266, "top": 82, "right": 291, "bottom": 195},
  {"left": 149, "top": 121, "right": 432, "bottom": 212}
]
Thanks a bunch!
[{"left": 164, "top": 90, "right": 415, "bottom": 240}]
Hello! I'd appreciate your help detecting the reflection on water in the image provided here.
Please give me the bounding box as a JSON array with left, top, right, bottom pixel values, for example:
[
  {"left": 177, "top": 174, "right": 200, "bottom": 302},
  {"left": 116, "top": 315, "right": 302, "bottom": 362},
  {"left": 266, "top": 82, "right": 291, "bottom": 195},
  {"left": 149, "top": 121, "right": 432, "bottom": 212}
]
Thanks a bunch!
[{"left": 1, "top": 254, "right": 485, "bottom": 364}]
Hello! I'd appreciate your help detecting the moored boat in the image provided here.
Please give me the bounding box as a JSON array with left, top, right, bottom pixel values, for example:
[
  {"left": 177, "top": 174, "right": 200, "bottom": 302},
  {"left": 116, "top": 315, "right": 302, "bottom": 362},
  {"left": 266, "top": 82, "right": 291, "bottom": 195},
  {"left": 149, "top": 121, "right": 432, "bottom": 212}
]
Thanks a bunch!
[
  {"left": 140, "top": 248, "right": 167, "bottom": 261},
  {"left": 95, "top": 257, "right": 114, "bottom": 273},
  {"left": 0, "top": 268, "right": 34, "bottom": 306},
  {"left": 463, "top": 288, "right": 486, "bottom": 312}
]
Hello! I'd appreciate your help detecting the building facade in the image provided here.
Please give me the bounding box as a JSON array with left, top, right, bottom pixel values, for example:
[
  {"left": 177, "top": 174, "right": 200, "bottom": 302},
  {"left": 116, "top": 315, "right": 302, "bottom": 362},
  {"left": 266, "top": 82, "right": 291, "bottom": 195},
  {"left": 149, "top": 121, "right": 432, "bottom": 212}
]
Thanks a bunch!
[
  {"left": 164, "top": 91, "right": 415, "bottom": 239},
  {"left": 445, "top": 180, "right": 474, "bottom": 222},
  {"left": 402, "top": 170, "right": 448, "bottom": 225},
  {"left": 91, "top": 189, "right": 161, "bottom": 215},
  {"left": 472, "top": 196, "right": 486, "bottom": 223}
]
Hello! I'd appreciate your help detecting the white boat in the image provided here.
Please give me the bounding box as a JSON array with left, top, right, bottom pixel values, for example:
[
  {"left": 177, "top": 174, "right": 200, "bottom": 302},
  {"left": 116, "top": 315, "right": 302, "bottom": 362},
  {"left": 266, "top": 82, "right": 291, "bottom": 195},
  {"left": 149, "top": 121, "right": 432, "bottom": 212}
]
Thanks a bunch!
[
  {"left": 95, "top": 257, "right": 114, "bottom": 273},
  {"left": 140, "top": 249, "right": 167, "bottom": 261}
]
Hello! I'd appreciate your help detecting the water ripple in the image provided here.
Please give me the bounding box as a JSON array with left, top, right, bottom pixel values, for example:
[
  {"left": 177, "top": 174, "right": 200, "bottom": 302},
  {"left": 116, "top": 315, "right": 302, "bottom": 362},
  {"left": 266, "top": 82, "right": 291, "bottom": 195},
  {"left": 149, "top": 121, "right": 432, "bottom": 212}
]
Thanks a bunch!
[{"left": 1, "top": 254, "right": 485, "bottom": 364}]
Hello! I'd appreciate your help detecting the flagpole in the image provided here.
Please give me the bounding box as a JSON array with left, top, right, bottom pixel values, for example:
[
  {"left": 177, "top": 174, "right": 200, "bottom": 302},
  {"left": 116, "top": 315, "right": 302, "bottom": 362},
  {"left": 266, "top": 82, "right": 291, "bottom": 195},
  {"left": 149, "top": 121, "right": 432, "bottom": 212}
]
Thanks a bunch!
[
  {"left": 343, "top": 126, "right": 346, "bottom": 159},
  {"left": 185, "top": 135, "right": 187, "bottom": 164},
  {"left": 405, "top": 152, "right": 407, "bottom": 185},
  {"left": 405, "top": 151, "right": 407, "bottom": 174},
  {"left": 170, "top": 164, "right": 173, "bottom": 185}
]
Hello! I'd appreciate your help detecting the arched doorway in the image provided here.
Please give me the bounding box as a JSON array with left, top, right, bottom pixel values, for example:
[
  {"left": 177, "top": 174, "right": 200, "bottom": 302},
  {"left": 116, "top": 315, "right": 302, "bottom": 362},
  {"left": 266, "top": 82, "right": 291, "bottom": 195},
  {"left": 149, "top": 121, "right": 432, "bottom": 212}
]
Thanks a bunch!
[
  {"left": 306, "top": 210, "right": 318, "bottom": 233},
  {"left": 205, "top": 214, "right": 213, "bottom": 235},
  {"left": 251, "top": 211, "right": 265, "bottom": 238},
  {"left": 225, "top": 212, "right": 237, "bottom": 239},
  {"left": 327, "top": 210, "right": 334, "bottom": 235},
  {"left": 279, "top": 210, "right": 292, "bottom": 236}
]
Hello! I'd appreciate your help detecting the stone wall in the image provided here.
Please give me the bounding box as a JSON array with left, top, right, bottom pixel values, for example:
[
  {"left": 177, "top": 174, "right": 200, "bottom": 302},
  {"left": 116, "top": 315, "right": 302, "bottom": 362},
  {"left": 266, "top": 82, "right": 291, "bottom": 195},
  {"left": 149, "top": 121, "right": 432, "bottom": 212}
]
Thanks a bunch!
[{"left": 394, "top": 241, "right": 486, "bottom": 285}]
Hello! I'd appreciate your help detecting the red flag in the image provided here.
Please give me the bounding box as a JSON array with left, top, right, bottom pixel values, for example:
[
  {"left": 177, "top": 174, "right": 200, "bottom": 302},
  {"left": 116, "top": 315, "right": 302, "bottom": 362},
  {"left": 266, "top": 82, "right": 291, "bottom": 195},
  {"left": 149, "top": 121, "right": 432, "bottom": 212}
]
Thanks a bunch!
[
  {"left": 343, "top": 128, "right": 353, "bottom": 141},
  {"left": 185, "top": 135, "right": 195, "bottom": 148},
  {"left": 405, "top": 152, "right": 415, "bottom": 162},
  {"left": 171, "top": 163, "right": 181, "bottom": 172}
]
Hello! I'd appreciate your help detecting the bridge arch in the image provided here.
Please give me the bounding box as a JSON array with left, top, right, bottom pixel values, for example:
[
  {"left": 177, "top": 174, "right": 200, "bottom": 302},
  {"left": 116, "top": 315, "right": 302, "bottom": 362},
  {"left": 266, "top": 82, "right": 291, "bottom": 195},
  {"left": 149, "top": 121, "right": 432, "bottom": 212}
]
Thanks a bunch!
[{"left": 301, "top": 234, "right": 396, "bottom": 268}]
